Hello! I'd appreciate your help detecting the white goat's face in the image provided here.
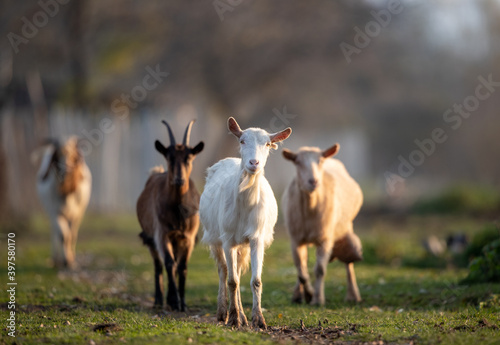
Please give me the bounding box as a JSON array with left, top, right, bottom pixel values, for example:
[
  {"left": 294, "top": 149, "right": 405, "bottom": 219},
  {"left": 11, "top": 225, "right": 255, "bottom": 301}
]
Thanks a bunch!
[
  {"left": 239, "top": 129, "right": 272, "bottom": 175},
  {"left": 283, "top": 145, "right": 339, "bottom": 193},
  {"left": 228, "top": 117, "right": 292, "bottom": 175}
]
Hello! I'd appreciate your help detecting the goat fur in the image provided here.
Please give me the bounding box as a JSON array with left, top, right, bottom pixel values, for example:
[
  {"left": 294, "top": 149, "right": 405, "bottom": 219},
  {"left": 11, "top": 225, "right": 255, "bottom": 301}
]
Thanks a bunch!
[
  {"left": 136, "top": 120, "right": 204, "bottom": 311},
  {"left": 282, "top": 145, "right": 363, "bottom": 305},
  {"left": 36, "top": 136, "right": 91, "bottom": 269},
  {"left": 200, "top": 117, "right": 291, "bottom": 329}
]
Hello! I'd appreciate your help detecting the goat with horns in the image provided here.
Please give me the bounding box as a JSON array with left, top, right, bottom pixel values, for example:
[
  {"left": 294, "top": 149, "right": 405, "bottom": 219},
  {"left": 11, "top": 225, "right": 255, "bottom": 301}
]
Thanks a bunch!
[{"left": 137, "top": 119, "right": 204, "bottom": 311}]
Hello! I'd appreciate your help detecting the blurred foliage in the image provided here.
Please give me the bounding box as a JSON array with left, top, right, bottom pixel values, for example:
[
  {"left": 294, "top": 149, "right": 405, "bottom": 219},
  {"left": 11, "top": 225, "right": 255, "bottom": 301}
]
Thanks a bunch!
[
  {"left": 461, "top": 238, "right": 500, "bottom": 285},
  {"left": 363, "top": 236, "right": 449, "bottom": 269},
  {"left": 462, "top": 224, "right": 500, "bottom": 262},
  {"left": 412, "top": 184, "right": 500, "bottom": 216},
  {"left": 479, "top": 294, "right": 500, "bottom": 312},
  {"left": 362, "top": 222, "right": 500, "bottom": 271}
]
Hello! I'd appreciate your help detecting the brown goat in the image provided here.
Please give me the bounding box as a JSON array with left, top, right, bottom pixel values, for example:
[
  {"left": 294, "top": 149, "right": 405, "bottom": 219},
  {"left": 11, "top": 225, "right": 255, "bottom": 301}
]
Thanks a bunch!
[
  {"left": 136, "top": 120, "right": 204, "bottom": 311},
  {"left": 282, "top": 144, "right": 363, "bottom": 305}
]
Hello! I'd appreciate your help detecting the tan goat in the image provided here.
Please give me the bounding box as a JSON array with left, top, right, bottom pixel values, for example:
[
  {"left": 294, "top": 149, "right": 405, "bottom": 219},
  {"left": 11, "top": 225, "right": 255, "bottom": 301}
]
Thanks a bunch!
[
  {"left": 35, "top": 137, "right": 91, "bottom": 269},
  {"left": 282, "top": 144, "right": 363, "bottom": 305}
]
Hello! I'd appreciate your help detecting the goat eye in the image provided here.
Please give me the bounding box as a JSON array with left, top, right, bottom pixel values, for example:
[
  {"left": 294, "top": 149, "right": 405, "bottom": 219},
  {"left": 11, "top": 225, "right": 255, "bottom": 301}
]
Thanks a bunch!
[
  {"left": 240, "top": 140, "right": 245, "bottom": 145},
  {"left": 266, "top": 142, "right": 271, "bottom": 147}
]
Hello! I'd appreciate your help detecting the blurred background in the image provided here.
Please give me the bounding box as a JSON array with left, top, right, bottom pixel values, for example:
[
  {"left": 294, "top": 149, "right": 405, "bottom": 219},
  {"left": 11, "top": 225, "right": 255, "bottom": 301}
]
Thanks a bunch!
[{"left": 1, "top": 0, "right": 500, "bottom": 219}]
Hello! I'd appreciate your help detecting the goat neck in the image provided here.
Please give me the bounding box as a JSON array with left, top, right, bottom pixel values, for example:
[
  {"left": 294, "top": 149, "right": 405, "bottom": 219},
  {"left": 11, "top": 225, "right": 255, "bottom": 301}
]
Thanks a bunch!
[
  {"left": 164, "top": 171, "right": 190, "bottom": 204},
  {"left": 298, "top": 174, "right": 330, "bottom": 212}
]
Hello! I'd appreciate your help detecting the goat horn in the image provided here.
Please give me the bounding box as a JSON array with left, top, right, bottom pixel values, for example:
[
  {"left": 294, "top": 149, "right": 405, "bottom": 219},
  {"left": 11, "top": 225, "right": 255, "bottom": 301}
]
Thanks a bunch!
[
  {"left": 183, "top": 119, "right": 196, "bottom": 146},
  {"left": 162, "top": 120, "right": 176, "bottom": 146}
]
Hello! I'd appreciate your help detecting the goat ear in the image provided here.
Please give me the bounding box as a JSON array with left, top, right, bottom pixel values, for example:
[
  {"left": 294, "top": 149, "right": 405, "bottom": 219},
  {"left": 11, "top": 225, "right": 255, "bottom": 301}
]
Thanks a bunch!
[
  {"left": 155, "top": 140, "right": 168, "bottom": 155},
  {"left": 191, "top": 141, "right": 204, "bottom": 155},
  {"left": 282, "top": 148, "right": 297, "bottom": 162},
  {"left": 270, "top": 127, "right": 292, "bottom": 143},
  {"left": 228, "top": 117, "right": 243, "bottom": 138},
  {"left": 322, "top": 143, "right": 339, "bottom": 158}
]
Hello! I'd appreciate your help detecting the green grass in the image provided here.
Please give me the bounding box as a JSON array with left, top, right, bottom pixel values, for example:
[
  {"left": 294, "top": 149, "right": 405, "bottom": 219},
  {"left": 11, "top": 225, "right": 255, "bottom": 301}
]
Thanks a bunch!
[{"left": 1, "top": 214, "right": 500, "bottom": 344}]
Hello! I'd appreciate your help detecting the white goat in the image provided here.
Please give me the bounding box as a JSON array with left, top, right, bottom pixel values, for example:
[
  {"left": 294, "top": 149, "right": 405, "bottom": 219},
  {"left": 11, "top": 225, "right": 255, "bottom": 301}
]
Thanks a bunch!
[
  {"left": 200, "top": 117, "right": 291, "bottom": 329},
  {"left": 282, "top": 144, "right": 363, "bottom": 305},
  {"left": 35, "top": 137, "right": 91, "bottom": 269}
]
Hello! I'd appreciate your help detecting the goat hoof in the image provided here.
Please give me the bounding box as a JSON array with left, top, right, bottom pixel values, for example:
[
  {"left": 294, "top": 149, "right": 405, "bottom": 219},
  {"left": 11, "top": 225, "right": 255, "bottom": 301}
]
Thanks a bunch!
[
  {"left": 346, "top": 295, "right": 362, "bottom": 303},
  {"left": 252, "top": 314, "right": 267, "bottom": 330},
  {"left": 240, "top": 312, "right": 248, "bottom": 326},
  {"left": 216, "top": 309, "right": 228, "bottom": 323},
  {"left": 304, "top": 289, "right": 314, "bottom": 304},
  {"left": 227, "top": 317, "right": 241, "bottom": 328},
  {"left": 228, "top": 309, "right": 241, "bottom": 328},
  {"left": 292, "top": 288, "right": 303, "bottom": 304},
  {"left": 167, "top": 301, "right": 181, "bottom": 311},
  {"left": 310, "top": 297, "right": 324, "bottom": 306}
]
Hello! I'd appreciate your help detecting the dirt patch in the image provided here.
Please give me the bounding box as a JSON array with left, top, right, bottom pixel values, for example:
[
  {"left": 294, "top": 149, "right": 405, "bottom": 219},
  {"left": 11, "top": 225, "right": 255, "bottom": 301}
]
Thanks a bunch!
[
  {"left": 0, "top": 303, "right": 79, "bottom": 313},
  {"left": 435, "top": 319, "right": 499, "bottom": 333},
  {"left": 156, "top": 311, "right": 369, "bottom": 345},
  {"left": 92, "top": 323, "right": 122, "bottom": 334},
  {"left": 265, "top": 322, "right": 365, "bottom": 345}
]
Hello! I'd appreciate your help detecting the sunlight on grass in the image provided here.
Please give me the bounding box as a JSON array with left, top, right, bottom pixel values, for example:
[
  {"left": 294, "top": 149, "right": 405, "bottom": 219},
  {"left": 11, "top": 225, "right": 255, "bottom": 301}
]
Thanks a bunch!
[{"left": 1, "top": 214, "right": 499, "bottom": 344}]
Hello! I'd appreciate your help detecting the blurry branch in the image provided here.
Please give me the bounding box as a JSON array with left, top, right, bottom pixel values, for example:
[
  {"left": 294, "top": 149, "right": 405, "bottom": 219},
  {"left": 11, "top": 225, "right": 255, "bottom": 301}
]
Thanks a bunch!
[
  {"left": 0, "top": 50, "right": 13, "bottom": 221},
  {"left": 0, "top": 50, "right": 13, "bottom": 111},
  {"left": 26, "top": 70, "right": 49, "bottom": 141},
  {"left": 65, "top": 0, "right": 89, "bottom": 110}
]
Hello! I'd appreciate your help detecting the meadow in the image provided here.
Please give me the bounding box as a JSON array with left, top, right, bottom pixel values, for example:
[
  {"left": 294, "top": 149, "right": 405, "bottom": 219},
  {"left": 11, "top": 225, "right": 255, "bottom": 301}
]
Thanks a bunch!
[{"left": 1, "top": 213, "right": 499, "bottom": 345}]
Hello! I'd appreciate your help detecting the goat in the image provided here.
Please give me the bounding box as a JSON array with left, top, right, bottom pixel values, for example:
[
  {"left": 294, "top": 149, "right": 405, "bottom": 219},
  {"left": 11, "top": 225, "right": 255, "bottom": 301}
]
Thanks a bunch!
[
  {"left": 35, "top": 136, "right": 91, "bottom": 269},
  {"left": 136, "top": 119, "right": 204, "bottom": 311},
  {"left": 200, "top": 117, "right": 291, "bottom": 329},
  {"left": 282, "top": 144, "right": 363, "bottom": 305}
]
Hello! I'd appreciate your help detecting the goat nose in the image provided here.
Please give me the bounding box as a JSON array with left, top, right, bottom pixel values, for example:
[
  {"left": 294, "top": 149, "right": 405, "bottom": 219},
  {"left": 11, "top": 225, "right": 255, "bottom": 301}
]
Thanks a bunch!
[
  {"left": 249, "top": 159, "right": 259, "bottom": 166},
  {"left": 174, "top": 178, "right": 185, "bottom": 186}
]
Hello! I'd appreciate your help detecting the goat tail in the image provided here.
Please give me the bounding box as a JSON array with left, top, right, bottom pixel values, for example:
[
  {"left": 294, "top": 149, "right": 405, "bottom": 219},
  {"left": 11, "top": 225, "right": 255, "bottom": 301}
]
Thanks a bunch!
[{"left": 149, "top": 165, "right": 165, "bottom": 176}]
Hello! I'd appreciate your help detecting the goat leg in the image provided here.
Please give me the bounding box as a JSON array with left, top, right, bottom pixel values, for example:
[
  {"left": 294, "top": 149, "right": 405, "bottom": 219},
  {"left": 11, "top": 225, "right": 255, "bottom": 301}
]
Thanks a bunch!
[
  {"left": 345, "top": 262, "right": 362, "bottom": 302},
  {"left": 291, "top": 242, "right": 314, "bottom": 304},
  {"left": 312, "top": 244, "right": 332, "bottom": 306},
  {"left": 250, "top": 239, "right": 266, "bottom": 330},
  {"left": 224, "top": 246, "right": 241, "bottom": 328},
  {"left": 237, "top": 266, "right": 248, "bottom": 326},
  {"left": 148, "top": 247, "right": 164, "bottom": 307},
  {"left": 56, "top": 215, "right": 74, "bottom": 268},
  {"left": 178, "top": 255, "right": 188, "bottom": 312},
  {"left": 164, "top": 243, "right": 181, "bottom": 311},
  {"left": 212, "top": 246, "right": 228, "bottom": 323}
]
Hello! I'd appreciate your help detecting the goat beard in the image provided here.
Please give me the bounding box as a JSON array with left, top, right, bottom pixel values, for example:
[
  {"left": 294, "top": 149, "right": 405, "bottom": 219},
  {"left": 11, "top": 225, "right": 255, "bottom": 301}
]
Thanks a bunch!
[{"left": 239, "top": 172, "right": 257, "bottom": 193}]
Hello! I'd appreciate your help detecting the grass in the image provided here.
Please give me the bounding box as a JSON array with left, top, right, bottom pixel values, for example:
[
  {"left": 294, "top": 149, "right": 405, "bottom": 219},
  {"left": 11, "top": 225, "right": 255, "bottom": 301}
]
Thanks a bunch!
[{"left": 1, "top": 213, "right": 500, "bottom": 345}]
